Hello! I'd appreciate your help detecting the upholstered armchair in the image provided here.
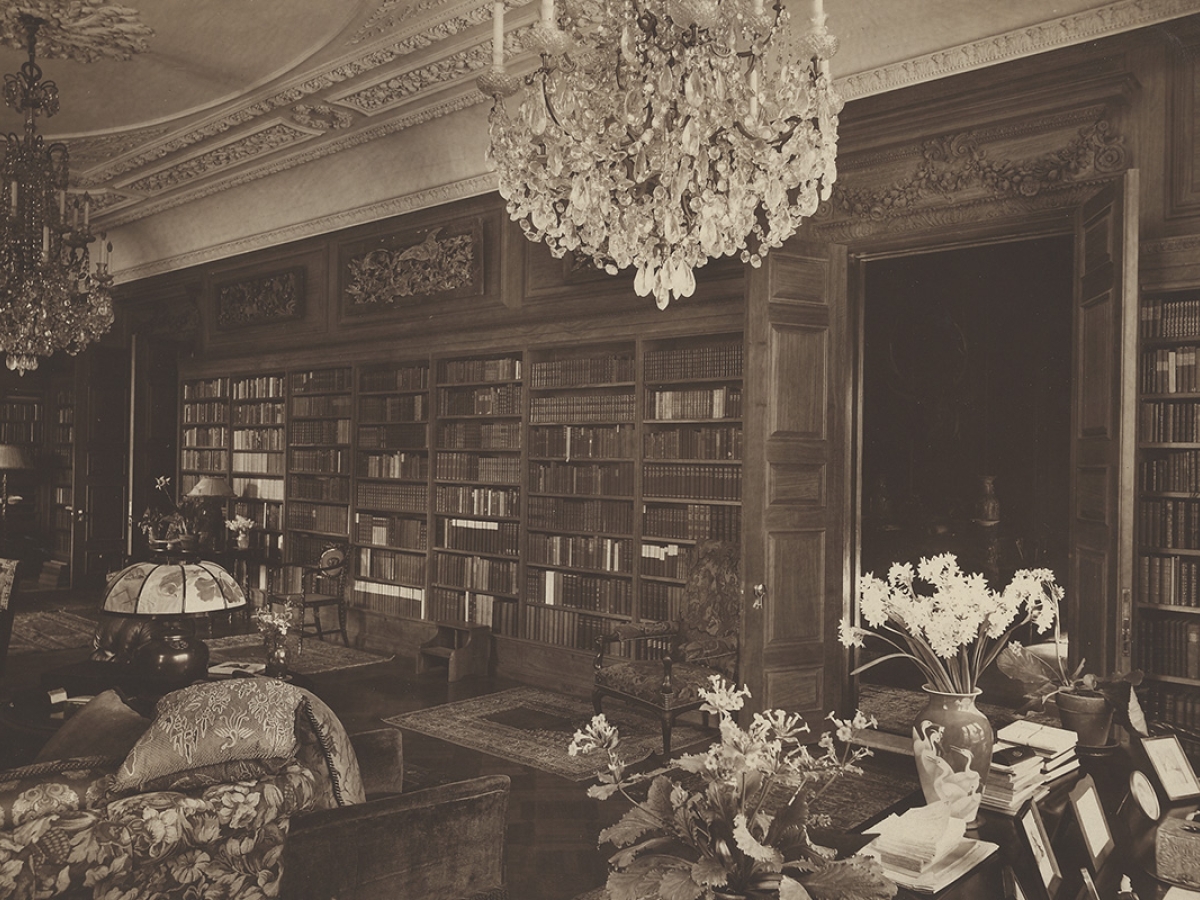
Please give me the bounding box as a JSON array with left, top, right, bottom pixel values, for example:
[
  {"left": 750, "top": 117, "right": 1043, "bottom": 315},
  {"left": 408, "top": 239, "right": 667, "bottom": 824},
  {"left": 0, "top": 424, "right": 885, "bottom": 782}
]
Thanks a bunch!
[{"left": 593, "top": 540, "right": 740, "bottom": 757}]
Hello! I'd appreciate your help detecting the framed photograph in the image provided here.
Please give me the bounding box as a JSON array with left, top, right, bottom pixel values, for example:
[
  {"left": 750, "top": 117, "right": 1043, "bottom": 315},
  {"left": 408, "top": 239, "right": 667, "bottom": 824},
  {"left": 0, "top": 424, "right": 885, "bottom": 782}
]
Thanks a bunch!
[
  {"left": 1003, "top": 865, "right": 1032, "bottom": 900},
  {"left": 1067, "top": 775, "right": 1114, "bottom": 872},
  {"left": 1078, "top": 867, "right": 1101, "bottom": 900},
  {"left": 1141, "top": 734, "right": 1200, "bottom": 801},
  {"left": 1017, "top": 801, "right": 1062, "bottom": 900}
]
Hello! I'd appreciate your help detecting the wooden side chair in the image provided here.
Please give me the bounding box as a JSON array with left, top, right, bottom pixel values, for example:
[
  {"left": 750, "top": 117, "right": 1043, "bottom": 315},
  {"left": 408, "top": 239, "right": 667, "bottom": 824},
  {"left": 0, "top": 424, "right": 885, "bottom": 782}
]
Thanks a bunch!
[
  {"left": 269, "top": 544, "right": 349, "bottom": 646},
  {"left": 593, "top": 539, "right": 740, "bottom": 758}
]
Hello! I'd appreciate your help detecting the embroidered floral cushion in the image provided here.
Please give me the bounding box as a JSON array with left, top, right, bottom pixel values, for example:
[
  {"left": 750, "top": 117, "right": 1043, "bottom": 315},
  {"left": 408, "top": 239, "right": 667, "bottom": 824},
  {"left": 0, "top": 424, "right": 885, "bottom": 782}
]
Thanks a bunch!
[
  {"left": 0, "top": 756, "right": 116, "bottom": 829},
  {"left": 595, "top": 661, "right": 722, "bottom": 709},
  {"left": 112, "top": 677, "right": 302, "bottom": 793},
  {"left": 294, "top": 688, "right": 365, "bottom": 807}
]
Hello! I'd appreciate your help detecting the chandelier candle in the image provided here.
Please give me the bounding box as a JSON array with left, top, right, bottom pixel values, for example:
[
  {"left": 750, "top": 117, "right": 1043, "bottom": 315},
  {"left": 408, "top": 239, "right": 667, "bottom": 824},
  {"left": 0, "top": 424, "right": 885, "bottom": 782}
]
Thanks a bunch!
[{"left": 479, "top": 0, "right": 842, "bottom": 309}]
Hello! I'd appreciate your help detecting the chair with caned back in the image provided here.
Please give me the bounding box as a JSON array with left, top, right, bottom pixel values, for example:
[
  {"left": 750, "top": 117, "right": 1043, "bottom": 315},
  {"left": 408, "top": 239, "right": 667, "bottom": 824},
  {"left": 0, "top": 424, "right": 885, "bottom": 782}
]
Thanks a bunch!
[
  {"left": 268, "top": 544, "right": 349, "bottom": 646},
  {"left": 592, "top": 540, "right": 740, "bottom": 758}
]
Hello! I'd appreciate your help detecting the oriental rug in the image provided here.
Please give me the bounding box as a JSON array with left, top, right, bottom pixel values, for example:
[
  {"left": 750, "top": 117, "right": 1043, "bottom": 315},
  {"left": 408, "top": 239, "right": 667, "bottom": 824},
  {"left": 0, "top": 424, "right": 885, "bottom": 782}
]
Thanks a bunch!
[
  {"left": 385, "top": 686, "right": 712, "bottom": 781},
  {"left": 205, "top": 633, "right": 392, "bottom": 675},
  {"left": 8, "top": 609, "right": 98, "bottom": 654}
]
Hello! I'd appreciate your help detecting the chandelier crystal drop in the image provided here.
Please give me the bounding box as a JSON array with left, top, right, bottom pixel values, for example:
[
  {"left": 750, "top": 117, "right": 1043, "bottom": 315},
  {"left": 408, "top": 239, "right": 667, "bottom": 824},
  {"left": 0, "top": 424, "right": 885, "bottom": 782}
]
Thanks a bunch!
[
  {"left": 481, "top": 0, "right": 841, "bottom": 308},
  {"left": 0, "top": 15, "right": 114, "bottom": 375}
]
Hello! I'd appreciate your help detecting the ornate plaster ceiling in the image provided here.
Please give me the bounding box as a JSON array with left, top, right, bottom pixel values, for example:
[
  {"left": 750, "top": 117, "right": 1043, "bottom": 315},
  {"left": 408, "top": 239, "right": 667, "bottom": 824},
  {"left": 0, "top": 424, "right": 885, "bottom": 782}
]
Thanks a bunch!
[{"left": 0, "top": 0, "right": 1193, "bottom": 240}]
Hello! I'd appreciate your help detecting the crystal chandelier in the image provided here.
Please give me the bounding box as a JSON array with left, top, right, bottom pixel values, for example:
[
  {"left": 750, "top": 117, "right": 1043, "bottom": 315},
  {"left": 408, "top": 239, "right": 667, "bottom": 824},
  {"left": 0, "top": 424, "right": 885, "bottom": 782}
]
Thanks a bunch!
[
  {"left": 479, "top": 0, "right": 841, "bottom": 308},
  {"left": 0, "top": 15, "right": 114, "bottom": 375}
]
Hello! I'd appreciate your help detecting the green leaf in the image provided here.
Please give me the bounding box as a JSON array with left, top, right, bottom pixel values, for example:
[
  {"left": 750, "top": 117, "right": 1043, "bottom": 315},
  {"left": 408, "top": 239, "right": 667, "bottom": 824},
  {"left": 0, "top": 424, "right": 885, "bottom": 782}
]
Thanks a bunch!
[
  {"left": 609, "top": 836, "right": 678, "bottom": 869},
  {"left": 692, "top": 856, "right": 731, "bottom": 887},
  {"left": 800, "top": 857, "right": 898, "bottom": 900},
  {"left": 780, "top": 875, "right": 815, "bottom": 900},
  {"left": 658, "top": 867, "right": 705, "bottom": 900},
  {"left": 601, "top": 802, "right": 671, "bottom": 848}
]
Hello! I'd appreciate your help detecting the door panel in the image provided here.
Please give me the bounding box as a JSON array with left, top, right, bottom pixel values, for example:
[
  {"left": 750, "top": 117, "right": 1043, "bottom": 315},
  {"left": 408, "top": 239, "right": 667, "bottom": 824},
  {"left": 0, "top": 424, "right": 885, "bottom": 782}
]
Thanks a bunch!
[
  {"left": 1069, "top": 170, "right": 1138, "bottom": 676},
  {"left": 744, "top": 240, "right": 850, "bottom": 720}
]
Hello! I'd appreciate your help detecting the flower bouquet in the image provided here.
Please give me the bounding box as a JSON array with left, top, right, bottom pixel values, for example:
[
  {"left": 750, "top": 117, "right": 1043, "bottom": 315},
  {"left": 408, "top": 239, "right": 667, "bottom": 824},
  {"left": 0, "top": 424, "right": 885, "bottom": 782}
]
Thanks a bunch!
[
  {"left": 138, "top": 476, "right": 199, "bottom": 546},
  {"left": 254, "top": 605, "right": 301, "bottom": 677},
  {"left": 568, "top": 676, "right": 896, "bottom": 900},
  {"left": 226, "top": 514, "right": 256, "bottom": 547}
]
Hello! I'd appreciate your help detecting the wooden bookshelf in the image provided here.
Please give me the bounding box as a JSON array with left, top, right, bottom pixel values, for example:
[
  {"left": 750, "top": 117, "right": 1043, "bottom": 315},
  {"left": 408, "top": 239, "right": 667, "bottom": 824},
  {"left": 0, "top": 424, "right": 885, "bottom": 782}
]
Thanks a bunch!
[
  {"left": 286, "top": 368, "right": 352, "bottom": 569},
  {"left": 230, "top": 373, "right": 286, "bottom": 589},
  {"left": 1137, "top": 291, "right": 1200, "bottom": 761},
  {"left": 47, "top": 380, "right": 73, "bottom": 563},
  {"left": 179, "top": 376, "right": 229, "bottom": 495}
]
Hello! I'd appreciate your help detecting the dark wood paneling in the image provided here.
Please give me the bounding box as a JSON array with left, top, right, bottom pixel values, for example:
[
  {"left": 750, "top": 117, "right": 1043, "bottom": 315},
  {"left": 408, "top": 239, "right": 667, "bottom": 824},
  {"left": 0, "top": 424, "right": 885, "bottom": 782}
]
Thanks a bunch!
[{"left": 767, "top": 530, "right": 824, "bottom": 643}]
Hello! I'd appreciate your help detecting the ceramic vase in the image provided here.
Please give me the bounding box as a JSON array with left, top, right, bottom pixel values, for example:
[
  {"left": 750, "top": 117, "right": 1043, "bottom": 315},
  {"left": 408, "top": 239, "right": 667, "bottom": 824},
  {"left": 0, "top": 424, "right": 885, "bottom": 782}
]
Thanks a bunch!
[
  {"left": 264, "top": 629, "right": 299, "bottom": 678},
  {"left": 912, "top": 686, "right": 994, "bottom": 825},
  {"left": 236, "top": 532, "right": 250, "bottom": 549}
]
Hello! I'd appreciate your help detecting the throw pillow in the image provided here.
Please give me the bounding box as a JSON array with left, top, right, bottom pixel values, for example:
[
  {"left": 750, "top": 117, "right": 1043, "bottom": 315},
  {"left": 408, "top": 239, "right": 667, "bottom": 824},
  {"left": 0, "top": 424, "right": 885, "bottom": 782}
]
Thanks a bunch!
[
  {"left": 35, "top": 689, "right": 151, "bottom": 763},
  {"left": 111, "top": 677, "right": 302, "bottom": 794},
  {"left": 136, "top": 756, "right": 292, "bottom": 793},
  {"left": 294, "top": 689, "right": 365, "bottom": 808},
  {"left": 0, "top": 756, "right": 117, "bottom": 828}
]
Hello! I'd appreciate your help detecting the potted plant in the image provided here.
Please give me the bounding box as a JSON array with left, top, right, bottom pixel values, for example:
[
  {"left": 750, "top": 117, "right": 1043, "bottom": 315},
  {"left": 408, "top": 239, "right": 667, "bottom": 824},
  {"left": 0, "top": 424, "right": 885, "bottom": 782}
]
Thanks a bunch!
[
  {"left": 137, "top": 476, "right": 199, "bottom": 550},
  {"left": 996, "top": 639, "right": 1146, "bottom": 748},
  {"left": 568, "top": 675, "right": 897, "bottom": 900}
]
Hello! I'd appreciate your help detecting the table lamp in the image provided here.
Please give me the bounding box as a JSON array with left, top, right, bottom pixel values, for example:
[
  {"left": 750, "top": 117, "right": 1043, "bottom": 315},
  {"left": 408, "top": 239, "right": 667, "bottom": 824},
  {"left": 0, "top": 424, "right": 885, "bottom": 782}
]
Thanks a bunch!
[
  {"left": 186, "top": 475, "right": 236, "bottom": 499},
  {"left": 102, "top": 560, "right": 245, "bottom": 688}
]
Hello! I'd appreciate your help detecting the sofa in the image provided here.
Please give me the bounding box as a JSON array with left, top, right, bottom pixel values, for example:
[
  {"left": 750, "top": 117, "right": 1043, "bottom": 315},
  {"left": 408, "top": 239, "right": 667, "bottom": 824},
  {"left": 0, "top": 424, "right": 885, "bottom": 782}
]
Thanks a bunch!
[{"left": 0, "top": 677, "right": 509, "bottom": 900}]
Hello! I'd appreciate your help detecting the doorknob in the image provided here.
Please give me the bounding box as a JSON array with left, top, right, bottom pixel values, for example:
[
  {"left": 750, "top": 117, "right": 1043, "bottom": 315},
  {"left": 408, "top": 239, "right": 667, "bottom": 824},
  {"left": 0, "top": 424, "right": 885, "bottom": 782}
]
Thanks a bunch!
[{"left": 73, "top": 507, "right": 87, "bottom": 522}]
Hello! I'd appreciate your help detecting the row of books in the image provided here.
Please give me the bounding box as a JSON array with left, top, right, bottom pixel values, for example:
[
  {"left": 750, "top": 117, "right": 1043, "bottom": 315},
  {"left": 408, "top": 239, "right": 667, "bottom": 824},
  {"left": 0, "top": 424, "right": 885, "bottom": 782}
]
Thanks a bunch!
[
  {"left": 290, "top": 394, "right": 352, "bottom": 417},
  {"left": 357, "top": 423, "right": 427, "bottom": 449},
  {"left": 1140, "top": 451, "right": 1200, "bottom": 492},
  {"left": 640, "top": 581, "right": 683, "bottom": 621},
  {"left": 1142, "top": 683, "right": 1200, "bottom": 737},
  {"left": 643, "top": 503, "right": 742, "bottom": 541},
  {"left": 523, "top": 605, "right": 635, "bottom": 653},
  {"left": 529, "top": 424, "right": 635, "bottom": 460},
  {"left": 354, "top": 512, "right": 427, "bottom": 548},
  {"left": 438, "top": 385, "right": 523, "bottom": 417},
  {"left": 291, "top": 368, "right": 352, "bottom": 394},
  {"left": 529, "top": 461, "right": 634, "bottom": 497},
  {"left": 182, "top": 377, "right": 228, "bottom": 400},
  {"left": 291, "top": 419, "right": 352, "bottom": 445},
  {"left": 644, "top": 425, "right": 742, "bottom": 461},
  {"left": 290, "top": 447, "right": 349, "bottom": 473},
  {"left": 527, "top": 534, "right": 633, "bottom": 573},
  {"left": 1142, "top": 347, "right": 1200, "bottom": 395},
  {"left": 357, "top": 481, "right": 426, "bottom": 513},
  {"left": 1142, "top": 296, "right": 1200, "bottom": 340},
  {"left": 358, "top": 450, "right": 428, "bottom": 480},
  {"left": 644, "top": 342, "right": 743, "bottom": 382},
  {"left": 357, "top": 547, "right": 426, "bottom": 584},
  {"left": 183, "top": 425, "right": 229, "bottom": 447},
  {"left": 1135, "top": 614, "right": 1200, "bottom": 679},
  {"left": 435, "top": 485, "right": 519, "bottom": 517},
  {"left": 0, "top": 422, "right": 37, "bottom": 443},
  {"left": 181, "top": 400, "right": 228, "bottom": 424},
  {"left": 646, "top": 387, "right": 742, "bottom": 421},
  {"left": 233, "top": 477, "right": 285, "bottom": 502},
  {"left": 352, "top": 582, "right": 426, "bottom": 619},
  {"left": 286, "top": 501, "right": 348, "bottom": 535},
  {"left": 438, "top": 517, "right": 520, "bottom": 557},
  {"left": 232, "top": 402, "right": 284, "bottom": 425},
  {"left": 643, "top": 463, "right": 742, "bottom": 500},
  {"left": 232, "top": 451, "right": 285, "bottom": 475},
  {"left": 359, "top": 395, "right": 427, "bottom": 423},
  {"left": 1140, "top": 401, "right": 1200, "bottom": 443},
  {"left": 1138, "top": 498, "right": 1200, "bottom": 549},
  {"left": 529, "top": 394, "right": 637, "bottom": 424},
  {"left": 437, "top": 357, "right": 522, "bottom": 384},
  {"left": 529, "top": 356, "right": 635, "bottom": 388},
  {"left": 427, "top": 589, "right": 517, "bottom": 633},
  {"left": 290, "top": 474, "right": 350, "bottom": 503},
  {"left": 359, "top": 365, "right": 429, "bottom": 393},
  {"left": 232, "top": 428, "right": 284, "bottom": 450},
  {"left": 231, "top": 375, "right": 285, "bottom": 399},
  {"left": 528, "top": 496, "right": 634, "bottom": 534},
  {"left": 181, "top": 449, "right": 227, "bottom": 471},
  {"left": 433, "top": 552, "right": 517, "bottom": 594},
  {"left": 435, "top": 452, "right": 520, "bottom": 484},
  {"left": 525, "top": 569, "right": 634, "bottom": 615},
  {"left": 640, "top": 542, "right": 693, "bottom": 579},
  {"left": 232, "top": 499, "right": 282, "bottom": 531},
  {"left": 438, "top": 421, "right": 521, "bottom": 450},
  {"left": 1138, "top": 553, "right": 1200, "bottom": 607}
]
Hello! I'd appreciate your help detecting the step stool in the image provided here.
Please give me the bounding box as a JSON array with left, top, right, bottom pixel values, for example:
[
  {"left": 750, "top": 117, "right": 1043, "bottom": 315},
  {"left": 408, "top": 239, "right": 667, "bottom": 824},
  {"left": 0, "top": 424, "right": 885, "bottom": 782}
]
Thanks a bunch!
[{"left": 417, "top": 622, "right": 491, "bottom": 682}]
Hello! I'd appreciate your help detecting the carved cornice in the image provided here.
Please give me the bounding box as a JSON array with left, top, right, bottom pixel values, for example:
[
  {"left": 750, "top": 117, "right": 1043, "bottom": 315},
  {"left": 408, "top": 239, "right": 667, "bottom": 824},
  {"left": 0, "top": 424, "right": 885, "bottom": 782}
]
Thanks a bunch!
[
  {"left": 1142, "top": 234, "right": 1200, "bottom": 255},
  {"left": 112, "top": 172, "right": 499, "bottom": 284},
  {"left": 836, "top": 0, "right": 1198, "bottom": 101},
  {"left": 0, "top": 1, "right": 152, "bottom": 62}
]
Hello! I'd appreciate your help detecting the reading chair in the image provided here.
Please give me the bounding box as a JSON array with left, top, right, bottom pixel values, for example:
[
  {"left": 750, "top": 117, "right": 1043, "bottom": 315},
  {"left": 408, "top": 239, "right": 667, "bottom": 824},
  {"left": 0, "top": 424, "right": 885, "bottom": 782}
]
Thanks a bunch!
[
  {"left": 593, "top": 539, "right": 740, "bottom": 757},
  {"left": 269, "top": 543, "right": 350, "bottom": 646}
]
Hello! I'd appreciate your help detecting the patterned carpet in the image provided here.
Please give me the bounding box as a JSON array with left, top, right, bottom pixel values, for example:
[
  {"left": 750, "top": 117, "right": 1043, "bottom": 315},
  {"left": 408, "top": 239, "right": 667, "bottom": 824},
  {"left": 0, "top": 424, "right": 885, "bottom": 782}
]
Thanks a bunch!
[
  {"left": 8, "top": 609, "right": 98, "bottom": 654},
  {"left": 386, "top": 686, "right": 713, "bottom": 781},
  {"left": 206, "top": 633, "right": 392, "bottom": 675}
]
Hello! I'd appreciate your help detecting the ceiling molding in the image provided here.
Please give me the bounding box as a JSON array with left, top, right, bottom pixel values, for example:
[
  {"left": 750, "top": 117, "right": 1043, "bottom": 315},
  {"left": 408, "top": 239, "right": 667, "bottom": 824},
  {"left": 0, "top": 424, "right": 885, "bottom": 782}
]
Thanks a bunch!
[
  {"left": 836, "top": 0, "right": 1197, "bottom": 101},
  {"left": 113, "top": 172, "right": 499, "bottom": 285}
]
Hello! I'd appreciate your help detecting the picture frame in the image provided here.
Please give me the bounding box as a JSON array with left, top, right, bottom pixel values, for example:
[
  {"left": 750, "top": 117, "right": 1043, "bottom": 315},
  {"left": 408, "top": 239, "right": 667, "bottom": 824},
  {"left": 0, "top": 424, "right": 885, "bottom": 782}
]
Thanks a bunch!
[
  {"left": 1003, "top": 865, "right": 1032, "bottom": 900},
  {"left": 1067, "top": 775, "right": 1114, "bottom": 873},
  {"left": 1078, "top": 867, "right": 1101, "bottom": 900},
  {"left": 1017, "top": 801, "right": 1062, "bottom": 900},
  {"left": 1140, "top": 734, "right": 1200, "bottom": 802}
]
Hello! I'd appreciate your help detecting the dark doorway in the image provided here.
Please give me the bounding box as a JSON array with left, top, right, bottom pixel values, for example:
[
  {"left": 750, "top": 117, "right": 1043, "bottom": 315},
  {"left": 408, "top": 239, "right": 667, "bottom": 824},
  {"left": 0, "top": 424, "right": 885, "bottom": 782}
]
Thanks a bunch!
[{"left": 859, "top": 237, "right": 1074, "bottom": 597}]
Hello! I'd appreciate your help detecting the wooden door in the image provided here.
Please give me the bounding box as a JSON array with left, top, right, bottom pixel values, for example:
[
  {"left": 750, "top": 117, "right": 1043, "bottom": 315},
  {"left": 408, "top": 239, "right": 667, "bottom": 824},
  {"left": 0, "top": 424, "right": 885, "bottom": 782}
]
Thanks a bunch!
[
  {"left": 70, "top": 345, "right": 130, "bottom": 588},
  {"left": 743, "top": 240, "right": 851, "bottom": 720},
  {"left": 1069, "top": 170, "right": 1139, "bottom": 677}
]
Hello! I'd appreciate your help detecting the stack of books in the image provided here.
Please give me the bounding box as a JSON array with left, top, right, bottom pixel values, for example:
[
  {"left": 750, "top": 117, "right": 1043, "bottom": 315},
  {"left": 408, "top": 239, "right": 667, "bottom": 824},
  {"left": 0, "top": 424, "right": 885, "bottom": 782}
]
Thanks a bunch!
[
  {"left": 869, "top": 802, "right": 998, "bottom": 892},
  {"left": 995, "top": 719, "right": 1081, "bottom": 792},
  {"left": 981, "top": 743, "right": 1045, "bottom": 814}
]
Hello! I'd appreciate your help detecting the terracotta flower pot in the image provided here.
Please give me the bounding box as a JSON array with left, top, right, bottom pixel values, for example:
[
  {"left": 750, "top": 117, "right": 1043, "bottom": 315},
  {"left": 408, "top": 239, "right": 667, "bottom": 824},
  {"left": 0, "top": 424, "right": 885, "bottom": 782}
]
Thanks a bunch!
[{"left": 1055, "top": 690, "right": 1113, "bottom": 748}]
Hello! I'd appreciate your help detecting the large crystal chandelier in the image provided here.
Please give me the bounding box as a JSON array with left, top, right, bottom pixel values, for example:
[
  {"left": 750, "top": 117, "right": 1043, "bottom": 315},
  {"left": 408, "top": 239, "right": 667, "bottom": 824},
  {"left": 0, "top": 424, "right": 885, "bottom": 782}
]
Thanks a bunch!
[
  {"left": 0, "top": 15, "right": 115, "bottom": 374},
  {"left": 479, "top": 0, "right": 841, "bottom": 308}
]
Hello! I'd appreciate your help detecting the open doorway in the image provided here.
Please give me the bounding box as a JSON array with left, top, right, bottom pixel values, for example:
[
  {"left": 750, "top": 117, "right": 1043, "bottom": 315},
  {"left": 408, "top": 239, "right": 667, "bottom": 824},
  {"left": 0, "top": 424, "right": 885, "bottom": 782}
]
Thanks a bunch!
[{"left": 857, "top": 236, "right": 1074, "bottom": 689}]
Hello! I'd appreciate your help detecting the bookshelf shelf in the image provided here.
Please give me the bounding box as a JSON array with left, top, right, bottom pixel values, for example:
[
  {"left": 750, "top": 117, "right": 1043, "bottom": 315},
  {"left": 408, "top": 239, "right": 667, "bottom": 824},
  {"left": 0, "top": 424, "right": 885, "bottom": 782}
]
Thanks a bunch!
[{"left": 1138, "top": 289, "right": 1200, "bottom": 759}]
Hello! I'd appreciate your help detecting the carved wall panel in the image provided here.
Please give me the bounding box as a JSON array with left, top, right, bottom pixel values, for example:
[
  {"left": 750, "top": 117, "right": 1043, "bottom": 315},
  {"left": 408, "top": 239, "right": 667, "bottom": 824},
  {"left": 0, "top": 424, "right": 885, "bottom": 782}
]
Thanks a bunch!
[
  {"left": 215, "top": 267, "right": 305, "bottom": 330},
  {"left": 769, "top": 324, "right": 828, "bottom": 440},
  {"left": 1168, "top": 31, "right": 1200, "bottom": 219},
  {"left": 767, "top": 530, "right": 824, "bottom": 643}
]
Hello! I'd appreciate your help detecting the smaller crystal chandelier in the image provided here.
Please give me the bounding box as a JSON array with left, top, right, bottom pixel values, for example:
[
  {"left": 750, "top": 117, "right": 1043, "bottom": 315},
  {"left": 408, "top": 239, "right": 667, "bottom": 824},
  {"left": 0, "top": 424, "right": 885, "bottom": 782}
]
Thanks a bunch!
[
  {"left": 479, "top": 0, "right": 841, "bottom": 308},
  {"left": 0, "top": 15, "right": 114, "bottom": 375}
]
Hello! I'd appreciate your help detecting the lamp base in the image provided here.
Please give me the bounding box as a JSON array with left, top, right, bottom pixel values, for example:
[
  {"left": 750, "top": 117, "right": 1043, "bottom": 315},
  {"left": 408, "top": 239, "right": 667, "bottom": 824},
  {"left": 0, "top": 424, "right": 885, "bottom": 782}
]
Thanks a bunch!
[{"left": 133, "top": 630, "right": 209, "bottom": 691}]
